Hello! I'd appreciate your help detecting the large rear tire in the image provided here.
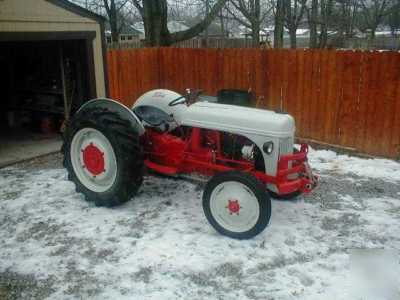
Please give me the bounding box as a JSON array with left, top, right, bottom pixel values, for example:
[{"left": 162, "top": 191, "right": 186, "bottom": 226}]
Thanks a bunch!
[
  {"left": 203, "top": 171, "right": 271, "bottom": 239},
  {"left": 62, "top": 107, "right": 143, "bottom": 207}
]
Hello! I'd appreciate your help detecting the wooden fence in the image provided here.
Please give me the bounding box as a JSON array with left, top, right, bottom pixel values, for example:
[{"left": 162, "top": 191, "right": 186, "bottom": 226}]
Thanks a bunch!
[{"left": 107, "top": 48, "right": 400, "bottom": 159}]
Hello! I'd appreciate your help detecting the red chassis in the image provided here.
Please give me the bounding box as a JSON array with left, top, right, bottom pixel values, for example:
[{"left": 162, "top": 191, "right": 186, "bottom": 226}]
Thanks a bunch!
[{"left": 142, "top": 127, "right": 316, "bottom": 196}]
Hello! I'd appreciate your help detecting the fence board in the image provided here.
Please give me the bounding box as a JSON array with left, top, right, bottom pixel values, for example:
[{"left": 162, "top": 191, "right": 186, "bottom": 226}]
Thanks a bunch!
[
  {"left": 309, "top": 50, "right": 322, "bottom": 142},
  {"left": 321, "top": 51, "right": 338, "bottom": 144},
  {"left": 301, "top": 50, "right": 314, "bottom": 139},
  {"left": 360, "top": 52, "right": 381, "bottom": 155},
  {"left": 379, "top": 53, "right": 397, "bottom": 157},
  {"left": 203, "top": 49, "right": 217, "bottom": 94},
  {"left": 221, "top": 48, "right": 232, "bottom": 89},
  {"left": 283, "top": 50, "right": 297, "bottom": 117},
  {"left": 294, "top": 50, "right": 306, "bottom": 137},
  {"left": 338, "top": 51, "right": 362, "bottom": 148},
  {"left": 116, "top": 50, "right": 125, "bottom": 102},
  {"left": 107, "top": 47, "right": 400, "bottom": 159},
  {"left": 390, "top": 54, "right": 400, "bottom": 158},
  {"left": 254, "top": 50, "right": 267, "bottom": 108},
  {"left": 373, "top": 52, "right": 390, "bottom": 156},
  {"left": 316, "top": 50, "right": 330, "bottom": 142},
  {"left": 281, "top": 49, "right": 290, "bottom": 112},
  {"left": 264, "top": 51, "right": 274, "bottom": 109},
  {"left": 107, "top": 51, "right": 116, "bottom": 99}
]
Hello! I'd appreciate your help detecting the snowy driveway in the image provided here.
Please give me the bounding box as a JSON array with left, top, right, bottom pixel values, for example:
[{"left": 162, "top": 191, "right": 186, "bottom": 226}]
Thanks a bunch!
[{"left": 0, "top": 150, "right": 399, "bottom": 299}]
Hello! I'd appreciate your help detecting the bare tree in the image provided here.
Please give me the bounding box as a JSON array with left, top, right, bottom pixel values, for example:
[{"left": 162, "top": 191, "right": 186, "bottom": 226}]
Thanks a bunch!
[
  {"left": 283, "top": 0, "right": 307, "bottom": 48},
  {"left": 307, "top": 0, "right": 319, "bottom": 48},
  {"left": 358, "top": 0, "right": 393, "bottom": 39},
  {"left": 387, "top": 0, "right": 400, "bottom": 36},
  {"left": 217, "top": 2, "right": 246, "bottom": 38},
  {"left": 274, "top": 0, "right": 285, "bottom": 48},
  {"left": 218, "top": 5, "right": 227, "bottom": 37},
  {"left": 335, "top": 0, "right": 358, "bottom": 38},
  {"left": 71, "top": 0, "right": 131, "bottom": 44},
  {"left": 103, "top": 0, "right": 130, "bottom": 44},
  {"left": 318, "top": 0, "right": 334, "bottom": 47},
  {"left": 131, "top": 0, "right": 228, "bottom": 46},
  {"left": 226, "top": 0, "right": 271, "bottom": 46}
]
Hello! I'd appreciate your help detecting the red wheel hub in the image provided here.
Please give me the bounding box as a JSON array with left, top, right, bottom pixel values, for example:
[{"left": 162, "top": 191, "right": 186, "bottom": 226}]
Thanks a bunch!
[
  {"left": 82, "top": 143, "right": 105, "bottom": 175},
  {"left": 227, "top": 199, "right": 241, "bottom": 214}
]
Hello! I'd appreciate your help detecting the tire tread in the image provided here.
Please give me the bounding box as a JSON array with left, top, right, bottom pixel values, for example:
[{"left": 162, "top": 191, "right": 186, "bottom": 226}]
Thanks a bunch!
[{"left": 62, "top": 108, "right": 143, "bottom": 207}]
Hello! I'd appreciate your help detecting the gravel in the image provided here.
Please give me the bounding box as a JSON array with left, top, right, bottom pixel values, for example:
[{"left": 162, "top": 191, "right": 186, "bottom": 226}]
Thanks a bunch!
[{"left": 0, "top": 271, "right": 55, "bottom": 300}]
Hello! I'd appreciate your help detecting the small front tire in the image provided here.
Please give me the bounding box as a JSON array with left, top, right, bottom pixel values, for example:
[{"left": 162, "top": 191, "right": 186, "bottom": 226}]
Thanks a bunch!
[{"left": 202, "top": 171, "right": 271, "bottom": 239}]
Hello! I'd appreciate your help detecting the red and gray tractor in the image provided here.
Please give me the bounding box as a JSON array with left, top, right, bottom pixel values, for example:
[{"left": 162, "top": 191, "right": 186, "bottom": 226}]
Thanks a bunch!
[{"left": 63, "top": 89, "right": 317, "bottom": 239}]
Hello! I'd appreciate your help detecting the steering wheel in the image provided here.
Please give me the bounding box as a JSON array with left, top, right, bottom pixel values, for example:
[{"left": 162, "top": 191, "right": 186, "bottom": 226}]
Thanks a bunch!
[
  {"left": 168, "top": 96, "right": 186, "bottom": 107},
  {"left": 168, "top": 89, "right": 203, "bottom": 107}
]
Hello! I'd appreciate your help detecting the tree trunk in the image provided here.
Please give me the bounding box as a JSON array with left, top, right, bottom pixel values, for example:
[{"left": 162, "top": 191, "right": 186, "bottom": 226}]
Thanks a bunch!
[
  {"left": 319, "top": 0, "right": 327, "bottom": 48},
  {"left": 253, "top": 0, "right": 261, "bottom": 47},
  {"left": 319, "top": 27, "right": 328, "bottom": 48},
  {"left": 370, "top": 28, "right": 376, "bottom": 40},
  {"left": 204, "top": 0, "right": 210, "bottom": 47},
  {"left": 343, "top": 1, "right": 354, "bottom": 38},
  {"left": 219, "top": 9, "right": 225, "bottom": 37},
  {"left": 252, "top": 22, "right": 260, "bottom": 47},
  {"left": 142, "top": 1, "right": 170, "bottom": 46},
  {"left": 111, "top": 29, "right": 119, "bottom": 44},
  {"left": 274, "top": 0, "right": 285, "bottom": 48},
  {"left": 104, "top": 0, "right": 119, "bottom": 44},
  {"left": 309, "top": 0, "right": 318, "bottom": 48},
  {"left": 289, "top": 27, "right": 297, "bottom": 48}
]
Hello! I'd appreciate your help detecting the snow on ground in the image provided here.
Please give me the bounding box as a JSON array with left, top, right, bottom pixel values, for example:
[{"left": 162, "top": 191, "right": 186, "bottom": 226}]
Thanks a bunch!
[
  {"left": 308, "top": 148, "right": 400, "bottom": 182},
  {"left": 0, "top": 150, "right": 399, "bottom": 299}
]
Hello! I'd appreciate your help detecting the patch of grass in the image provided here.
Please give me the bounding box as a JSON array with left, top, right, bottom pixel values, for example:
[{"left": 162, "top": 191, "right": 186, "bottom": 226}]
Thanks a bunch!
[{"left": 0, "top": 284, "right": 12, "bottom": 300}]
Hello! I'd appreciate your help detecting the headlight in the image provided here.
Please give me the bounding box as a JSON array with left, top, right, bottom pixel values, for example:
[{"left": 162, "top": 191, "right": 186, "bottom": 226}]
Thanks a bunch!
[{"left": 263, "top": 141, "right": 274, "bottom": 154}]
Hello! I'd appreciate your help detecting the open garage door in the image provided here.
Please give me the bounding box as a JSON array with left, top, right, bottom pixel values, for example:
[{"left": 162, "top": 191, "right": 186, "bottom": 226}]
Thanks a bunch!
[{"left": 0, "top": 37, "right": 94, "bottom": 167}]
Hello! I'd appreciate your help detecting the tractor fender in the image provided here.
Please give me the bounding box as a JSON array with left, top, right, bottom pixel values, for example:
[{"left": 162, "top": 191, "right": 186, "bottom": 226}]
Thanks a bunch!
[{"left": 76, "top": 98, "right": 145, "bottom": 136}]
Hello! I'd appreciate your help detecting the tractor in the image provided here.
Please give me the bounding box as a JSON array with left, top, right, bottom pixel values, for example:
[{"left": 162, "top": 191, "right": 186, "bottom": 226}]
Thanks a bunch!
[{"left": 62, "top": 89, "right": 317, "bottom": 239}]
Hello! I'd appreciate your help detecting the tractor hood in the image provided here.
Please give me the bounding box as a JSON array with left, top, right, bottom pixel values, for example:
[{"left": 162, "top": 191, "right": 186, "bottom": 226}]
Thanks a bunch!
[{"left": 179, "top": 102, "right": 295, "bottom": 138}]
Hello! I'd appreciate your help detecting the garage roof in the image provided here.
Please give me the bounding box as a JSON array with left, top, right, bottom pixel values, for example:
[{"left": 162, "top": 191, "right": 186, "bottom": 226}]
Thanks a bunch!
[{"left": 46, "top": 0, "right": 106, "bottom": 23}]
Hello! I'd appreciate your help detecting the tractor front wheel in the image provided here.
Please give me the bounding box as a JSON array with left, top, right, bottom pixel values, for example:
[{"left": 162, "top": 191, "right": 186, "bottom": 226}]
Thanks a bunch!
[
  {"left": 203, "top": 171, "right": 271, "bottom": 239},
  {"left": 62, "top": 108, "right": 143, "bottom": 207}
]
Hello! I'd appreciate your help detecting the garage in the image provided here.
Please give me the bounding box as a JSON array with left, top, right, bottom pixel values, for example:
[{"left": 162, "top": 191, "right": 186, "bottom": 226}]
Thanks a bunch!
[{"left": 0, "top": 0, "right": 108, "bottom": 167}]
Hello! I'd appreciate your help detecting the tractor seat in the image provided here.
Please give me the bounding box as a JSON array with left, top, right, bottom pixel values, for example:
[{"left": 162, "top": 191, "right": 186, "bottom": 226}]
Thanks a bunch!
[{"left": 133, "top": 105, "right": 174, "bottom": 128}]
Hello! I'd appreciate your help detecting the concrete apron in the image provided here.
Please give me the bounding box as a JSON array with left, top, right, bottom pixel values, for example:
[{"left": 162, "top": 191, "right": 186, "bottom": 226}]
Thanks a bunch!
[{"left": 0, "top": 136, "right": 62, "bottom": 168}]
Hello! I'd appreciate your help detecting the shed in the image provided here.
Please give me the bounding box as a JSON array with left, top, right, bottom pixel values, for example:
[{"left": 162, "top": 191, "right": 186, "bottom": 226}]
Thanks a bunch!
[{"left": 0, "top": 0, "right": 108, "bottom": 167}]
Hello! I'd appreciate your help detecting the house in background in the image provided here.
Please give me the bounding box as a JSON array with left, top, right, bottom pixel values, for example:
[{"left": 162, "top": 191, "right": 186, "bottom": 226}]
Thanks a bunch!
[{"left": 105, "top": 23, "right": 142, "bottom": 44}]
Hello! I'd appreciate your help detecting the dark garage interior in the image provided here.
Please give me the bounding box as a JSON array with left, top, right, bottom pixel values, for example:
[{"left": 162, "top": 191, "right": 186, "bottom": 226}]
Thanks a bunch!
[{"left": 0, "top": 39, "right": 91, "bottom": 167}]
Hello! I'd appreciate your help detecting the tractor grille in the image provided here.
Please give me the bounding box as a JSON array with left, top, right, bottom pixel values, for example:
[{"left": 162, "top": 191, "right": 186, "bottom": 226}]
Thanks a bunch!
[
  {"left": 279, "top": 137, "right": 294, "bottom": 156},
  {"left": 279, "top": 137, "right": 297, "bottom": 179},
  {"left": 265, "top": 137, "right": 294, "bottom": 176}
]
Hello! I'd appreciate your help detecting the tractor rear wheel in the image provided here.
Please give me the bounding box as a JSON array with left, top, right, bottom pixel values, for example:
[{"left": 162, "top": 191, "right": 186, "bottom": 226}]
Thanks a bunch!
[
  {"left": 62, "top": 108, "right": 143, "bottom": 207},
  {"left": 203, "top": 171, "right": 271, "bottom": 239}
]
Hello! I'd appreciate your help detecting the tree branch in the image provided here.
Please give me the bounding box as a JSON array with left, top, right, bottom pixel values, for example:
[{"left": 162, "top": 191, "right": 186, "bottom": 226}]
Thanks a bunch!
[
  {"left": 225, "top": 3, "right": 252, "bottom": 28},
  {"left": 169, "top": 0, "right": 228, "bottom": 43},
  {"left": 131, "top": 0, "right": 144, "bottom": 18}
]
